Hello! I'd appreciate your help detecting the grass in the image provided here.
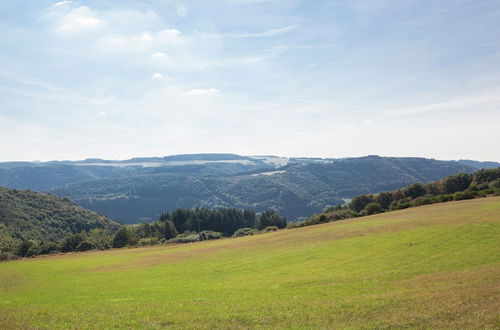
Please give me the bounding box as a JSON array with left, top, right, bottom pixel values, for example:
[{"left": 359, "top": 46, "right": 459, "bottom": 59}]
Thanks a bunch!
[{"left": 1, "top": 197, "right": 499, "bottom": 329}]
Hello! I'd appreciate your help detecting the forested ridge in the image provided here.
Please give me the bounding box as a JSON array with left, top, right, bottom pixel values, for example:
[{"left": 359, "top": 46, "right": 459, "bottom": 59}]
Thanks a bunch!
[
  {"left": 0, "top": 187, "right": 120, "bottom": 259},
  {"left": 44, "top": 156, "right": 475, "bottom": 223}
]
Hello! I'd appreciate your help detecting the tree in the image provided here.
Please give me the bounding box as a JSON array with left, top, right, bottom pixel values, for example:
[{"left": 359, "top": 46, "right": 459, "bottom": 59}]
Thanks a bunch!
[
  {"left": 351, "top": 195, "right": 372, "bottom": 212},
  {"left": 404, "top": 183, "right": 425, "bottom": 199},
  {"left": 17, "top": 240, "right": 39, "bottom": 257},
  {"left": 257, "top": 210, "right": 287, "bottom": 229},
  {"left": 442, "top": 173, "right": 472, "bottom": 194},
  {"left": 374, "top": 192, "right": 392, "bottom": 210},
  {"left": 112, "top": 227, "right": 132, "bottom": 248},
  {"left": 60, "top": 234, "right": 84, "bottom": 253},
  {"left": 163, "top": 221, "right": 178, "bottom": 239},
  {"left": 363, "top": 203, "right": 383, "bottom": 215}
]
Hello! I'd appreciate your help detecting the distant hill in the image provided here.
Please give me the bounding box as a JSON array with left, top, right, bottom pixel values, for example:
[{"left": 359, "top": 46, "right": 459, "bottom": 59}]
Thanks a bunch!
[
  {"left": 456, "top": 159, "right": 500, "bottom": 169},
  {"left": 0, "top": 187, "right": 120, "bottom": 253},
  {"left": 42, "top": 155, "right": 474, "bottom": 223}
]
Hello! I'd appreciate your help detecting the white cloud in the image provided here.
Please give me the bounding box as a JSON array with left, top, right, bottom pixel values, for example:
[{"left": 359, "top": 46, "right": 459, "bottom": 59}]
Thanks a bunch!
[
  {"left": 215, "top": 26, "right": 296, "bottom": 39},
  {"left": 151, "top": 73, "right": 165, "bottom": 81},
  {"left": 52, "top": 6, "right": 103, "bottom": 34},
  {"left": 158, "top": 29, "right": 181, "bottom": 39},
  {"left": 185, "top": 88, "right": 220, "bottom": 96},
  {"left": 150, "top": 52, "right": 168, "bottom": 59},
  {"left": 53, "top": 1, "right": 72, "bottom": 8}
]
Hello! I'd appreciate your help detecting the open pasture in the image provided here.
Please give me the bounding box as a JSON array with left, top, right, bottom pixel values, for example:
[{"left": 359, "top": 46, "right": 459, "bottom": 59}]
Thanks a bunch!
[{"left": 1, "top": 197, "right": 499, "bottom": 329}]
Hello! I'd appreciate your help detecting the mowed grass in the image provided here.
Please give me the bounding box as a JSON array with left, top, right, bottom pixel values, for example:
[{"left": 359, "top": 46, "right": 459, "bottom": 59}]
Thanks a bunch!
[{"left": 1, "top": 198, "right": 499, "bottom": 329}]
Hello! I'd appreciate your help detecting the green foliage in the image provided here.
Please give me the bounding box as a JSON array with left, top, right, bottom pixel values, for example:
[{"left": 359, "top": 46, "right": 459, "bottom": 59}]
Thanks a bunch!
[
  {"left": 60, "top": 234, "right": 84, "bottom": 253},
  {"left": 163, "top": 220, "right": 178, "bottom": 239},
  {"left": 0, "top": 186, "right": 119, "bottom": 256},
  {"left": 363, "top": 202, "right": 383, "bottom": 215},
  {"left": 351, "top": 195, "right": 372, "bottom": 212},
  {"left": 442, "top": 173, "right": 472, "bottom": 193},
  {"left": 302, "top": 167, "right": 500, "bottom": 228},
  {"left": 17, "top": 240, "right": 39, "bottom": 258},
  {"left": 404, "top": 183, "right": 426, "bottom": 199},
  {"left": 44, "top": 156, "right": 474, "bottom": 223},
  {"left": 167, "top": 232, "right": 200, "bottom": 244},
  {"left": 262, "top": 226, "right": 279, "bottom": 232},
  {"left": 232, "top": 228, "right": 258, "bottom": 237},
  {"left": 199, "top": 230, "right": 223, "bottom": 241},
  {"left": 256, "top": 210, "right": 287, "bottom": 230},
  {"left": 112, "top": 227, "right": 132, "bottom": 248}
]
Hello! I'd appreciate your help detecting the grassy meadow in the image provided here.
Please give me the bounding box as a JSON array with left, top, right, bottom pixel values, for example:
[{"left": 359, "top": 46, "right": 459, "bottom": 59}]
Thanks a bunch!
[{"left": 1, "top": 197, "right": 499, "bottom": 329}]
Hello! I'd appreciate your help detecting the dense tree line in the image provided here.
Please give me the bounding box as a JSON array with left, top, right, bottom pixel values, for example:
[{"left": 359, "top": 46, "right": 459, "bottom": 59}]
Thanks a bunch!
[
  {"left": 1, "top": 204, "right": 287, "bottom": 260},
  {"left": 297, "top": 168, "right": 500, "bottom": 227}
]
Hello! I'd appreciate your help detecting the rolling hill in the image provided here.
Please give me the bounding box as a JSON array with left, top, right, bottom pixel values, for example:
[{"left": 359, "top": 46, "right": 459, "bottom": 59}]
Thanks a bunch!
[
  {"left": 0, "top": 186, "right": 120, "bottom": 255},
  {"left": 0, "top": 197, "right": 498, "bottom": 328},
  {"left": 0, "top": 154, "right": 475, "bottom": 223}
]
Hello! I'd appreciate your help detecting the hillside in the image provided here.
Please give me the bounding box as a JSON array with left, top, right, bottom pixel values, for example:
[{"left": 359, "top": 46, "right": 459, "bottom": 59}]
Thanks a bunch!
[
  {"left": 49, "top": 156, "right": 474, "bottom": 223},
  {"left": 0, "top": 187, "right": 120, "bottom": 255},
  {"left": 0, "top": 197, "right": 498, "bottom": 328}
]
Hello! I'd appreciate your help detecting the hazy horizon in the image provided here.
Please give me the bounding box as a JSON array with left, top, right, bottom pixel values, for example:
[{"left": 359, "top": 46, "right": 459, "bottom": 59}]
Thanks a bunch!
[
  {"left": 1, "top": 152, "right": 499, "bottom": 164},
  {"left": 1, "top": 0, "right": 499, "bottom": 162}
]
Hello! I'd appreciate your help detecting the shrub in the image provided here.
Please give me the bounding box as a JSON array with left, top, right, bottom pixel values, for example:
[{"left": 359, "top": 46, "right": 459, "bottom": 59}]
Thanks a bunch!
[
  {"left": 75, "top": 241, "right": 95, "bottom": 252},
  {"left": 404, "top": 183, "right": 425, "bottom": 199},
  {"left": 262, "top": 226, "right": 279, "bottom": 232},
  {"left": 351, "top": 195, "right": 372, "bottom": 212},
  {"left": 232, "top": 228, "right": 258, "bottom": 237},
  {"left": 0, "top": 252, "right": 18, "bottom": 261},
  {"left": 168, "top": 232, "right": 200, "bottom": 244},
  {"left": 199, "top": 231, "right": 223, "bottom": 241},
  {"left": 138, "top": 237, "right": 159, "bottom": 246},
  {"left": 112, "top": 227, "right": 132, "bottom": 248},
  {"left": 390, "top": 202, "right": 411, "bottom": 211},
  {"left": 453, "top": 191, "right": 478, "bottom": 201},
  {"left": 17, "top": 240, "right": 39, "bottom": 257},
  {"left": 363, "top": 203, "right": 383, "bottom": 215},
  {"left": 60, "top": 234, "right": 84, "bottom": 253}
]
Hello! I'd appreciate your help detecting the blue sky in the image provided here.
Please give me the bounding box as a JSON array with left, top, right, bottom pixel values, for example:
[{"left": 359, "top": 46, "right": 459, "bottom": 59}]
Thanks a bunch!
[{"left": 1, "top": 0, "right": 499, "bottom": 161}]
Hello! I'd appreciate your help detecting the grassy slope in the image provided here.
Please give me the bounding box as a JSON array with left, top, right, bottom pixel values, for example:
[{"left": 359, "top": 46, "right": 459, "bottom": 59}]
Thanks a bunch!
[{"left": 0, "top": 197, "right": 499, "bottom": 329}]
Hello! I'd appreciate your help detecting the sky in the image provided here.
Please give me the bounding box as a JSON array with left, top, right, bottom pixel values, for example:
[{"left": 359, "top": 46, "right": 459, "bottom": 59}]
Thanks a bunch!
[{"left": 1, "top": 0, "right": 500, "bottom": 162}]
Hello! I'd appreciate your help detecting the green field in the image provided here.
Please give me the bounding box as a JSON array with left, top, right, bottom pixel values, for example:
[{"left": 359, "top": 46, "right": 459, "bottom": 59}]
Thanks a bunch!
[{"left": 1, "top": 198, "right": 499, "bottom": 329}]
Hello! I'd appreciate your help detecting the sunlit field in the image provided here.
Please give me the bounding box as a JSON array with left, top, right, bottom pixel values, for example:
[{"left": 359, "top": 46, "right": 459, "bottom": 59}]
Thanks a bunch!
[{"left": 1, "top": 197, "right": 499, "bottom": 329}]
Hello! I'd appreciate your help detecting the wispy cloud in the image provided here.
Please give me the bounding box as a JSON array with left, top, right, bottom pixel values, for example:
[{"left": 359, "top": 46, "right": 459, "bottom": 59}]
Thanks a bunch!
[
  {"left": 51, "top": 5, "right": 104, "bottom": 34},
  {"left": 185, "top": 88, "right": 220, "bottom": 96},
  {"left": 218, "top": 26, "right": 297, "bottom": 38}
]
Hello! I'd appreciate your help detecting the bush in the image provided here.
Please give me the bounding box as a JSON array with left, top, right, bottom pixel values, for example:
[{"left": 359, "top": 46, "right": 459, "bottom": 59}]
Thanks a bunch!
[
  {"left": 112, "top": 227, "right": 133, "bottom": 248},
  {"left": 351, "top": 195, "right": 372, "bottom": 212},
  {"left": 75, "top": 241, "right": 95, "bottom": 252},
  {"left": 489, "top": 179, "right": 500, "bottom": 189},
  {"left": 453, "top": 191, "right": 478, "bottom": 201},
  {"left": 17, "top": 240, "right": 39, "bottom": 257},
  {"left": 363, "top": 203, "right": 383, "bottom": 215},
  {"left": 138, "top": 237, "right": 160, "bottom": 246},
  {"left": 39, "top": 242, "right": 60, "bottom": 255},
  {"left": 232, "top": 228, "right": 259, "bottom": 237},
  {"left": 262, "top": 226, "right": 279, "bottom": 232},
  {"left": 0, "top": 252, "right": 18, "bottom": 261},
  {"left": 60, "top": 234, "right": 84, "bottom": 253},
  {"left": 168, "top": 232, "right": 200, "bottom": 244},
  {"left": 199, "top": 231, "right": 223, "bottom": 241},
  {"left": 390, "top": 202, "right": 411, "bottom": 211},
  {"left": 404, "top": 183, "right": 426, "bottom": 199}
]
